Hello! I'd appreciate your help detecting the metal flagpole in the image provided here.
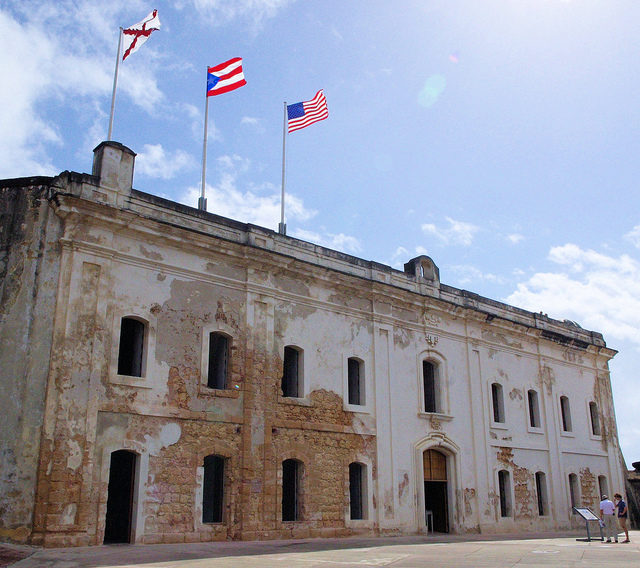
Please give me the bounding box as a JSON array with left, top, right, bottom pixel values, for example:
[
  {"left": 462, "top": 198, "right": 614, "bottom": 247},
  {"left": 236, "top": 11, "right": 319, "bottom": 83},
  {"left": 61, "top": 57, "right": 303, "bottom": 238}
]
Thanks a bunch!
[
  {"left": 107, "top": 28, "right": 123, "bottom": 141},
  {"left": 278, "top": 101, "right": 287, "bottom": 234},
  {"left": 199, "top": 68, "right": 209, "bottom": 211}
]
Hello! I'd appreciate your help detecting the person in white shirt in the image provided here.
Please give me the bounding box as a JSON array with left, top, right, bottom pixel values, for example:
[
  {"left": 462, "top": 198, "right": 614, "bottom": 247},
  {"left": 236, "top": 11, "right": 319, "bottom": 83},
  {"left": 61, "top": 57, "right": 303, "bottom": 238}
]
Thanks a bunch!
[{"left": 599, "top": 495, "right": 617, "bottom": 543}]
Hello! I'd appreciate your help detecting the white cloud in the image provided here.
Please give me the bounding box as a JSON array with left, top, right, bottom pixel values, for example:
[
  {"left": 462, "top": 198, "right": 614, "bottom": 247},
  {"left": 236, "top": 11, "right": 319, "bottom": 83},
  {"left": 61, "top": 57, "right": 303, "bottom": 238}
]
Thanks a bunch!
[
  {"left": 0, "top": 1, "right": 164, "bottom": 178},
  {"left": 623, "top": 225, "right": 640, "bottom": 249},
  {"left": 179, "top": 154, "right": 316, "bottom": 228},
  {"left": 241, "top": 116, "right": 259, "bottom": 126},
  {"left": 291, "top": 229, "right": 362, "bottom": 254},
  {"left": 507, "top": 233, "right": 524, "bottom": 244},
  {"left": 506, "top": 244, "right": 640, "bottom": 346},
  {"left": 449, "top": 265, "right": 504, "bottom": 287},
  {"left": 135, "top": 144, "right": 196, "bottom": 180},
  {"left": 421, "top": 217, "right": 480, "bottom": 246},
  {"left": 182, "top": 0, "right": 295, "bottom": 27}
]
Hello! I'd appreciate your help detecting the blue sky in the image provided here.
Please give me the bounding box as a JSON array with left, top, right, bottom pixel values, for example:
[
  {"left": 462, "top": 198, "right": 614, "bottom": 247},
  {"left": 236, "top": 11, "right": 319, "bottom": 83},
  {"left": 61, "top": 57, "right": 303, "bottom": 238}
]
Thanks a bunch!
[{"left": 2, "top": 0, "right": 639, "bottom": 466}]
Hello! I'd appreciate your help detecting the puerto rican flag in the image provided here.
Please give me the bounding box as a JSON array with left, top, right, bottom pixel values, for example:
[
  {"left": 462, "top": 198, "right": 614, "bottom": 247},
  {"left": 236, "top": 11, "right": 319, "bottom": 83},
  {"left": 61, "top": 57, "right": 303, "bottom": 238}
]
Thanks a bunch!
[
  {"left": 207, "top": 58, "right": 247, "bottom": 96},
  {"left": 122, "top": 10, "right": 161, "bottom": 61}
]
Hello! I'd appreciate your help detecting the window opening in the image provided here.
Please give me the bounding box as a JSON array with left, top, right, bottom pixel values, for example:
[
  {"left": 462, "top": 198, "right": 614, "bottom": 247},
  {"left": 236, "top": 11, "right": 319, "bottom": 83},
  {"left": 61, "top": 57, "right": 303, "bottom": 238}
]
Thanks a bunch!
[
  {"left": 598, "top": 475, "right": 609, "bottom": 499},
  {"left": 281, "top": 346, "right": 300, "bottom": 398},
  {"left": 207, "top": 333, "right": 229, "bottom": 389},
  {"left": 202, "top": 455, "right": 225, "bottom": 523},
  {"left": 117, "top": 317, "right": 145, "bottom": 377},
  {"left": 535, "top": 471, "right": 548, "bottom": 516},
  {"left": 349, "top": 462, "right": 365, "bottom": 520},
  {"left": 423, "top": 361, "right": 437, "bottom": 413},
  {"left": 560, "top": 396, "right": 572, "bottom": 432},
  {"left": 528, "top": 389, "right": 540, "bottom": 428},
  {"left": 569, "top": 473, "right": 580, "bottom": 508},
  {"left": 491, "top": 383, "right": 505, "bottom": 423},
  {"left": 348, "top": 358, "right": 363, "bottom": 405},
  {"left": 282, "top": 459, "right": 302, "bottom": 521},
  {"left": 498, "top": 469, "right": 512, "bottom": 517},
  {"left": 589, "top": 402, "right": 601, "bottom": 436}
]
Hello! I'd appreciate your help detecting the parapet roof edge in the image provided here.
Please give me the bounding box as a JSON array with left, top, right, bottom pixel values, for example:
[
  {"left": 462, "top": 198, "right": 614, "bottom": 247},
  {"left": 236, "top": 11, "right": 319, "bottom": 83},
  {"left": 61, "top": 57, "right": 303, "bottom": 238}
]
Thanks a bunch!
[
  {"left": 10, "top": 169, "right": 607, "bottom": 353},
  {"left": 127, "top": 189, "right": 608, "bottom": 350}
]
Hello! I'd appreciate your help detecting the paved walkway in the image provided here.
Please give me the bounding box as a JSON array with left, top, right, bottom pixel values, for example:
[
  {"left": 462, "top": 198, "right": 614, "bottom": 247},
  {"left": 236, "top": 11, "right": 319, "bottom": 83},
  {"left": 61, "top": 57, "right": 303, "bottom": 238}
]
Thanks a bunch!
[{"left": 1, "top": 530, "right": 638, "bottom": 567}]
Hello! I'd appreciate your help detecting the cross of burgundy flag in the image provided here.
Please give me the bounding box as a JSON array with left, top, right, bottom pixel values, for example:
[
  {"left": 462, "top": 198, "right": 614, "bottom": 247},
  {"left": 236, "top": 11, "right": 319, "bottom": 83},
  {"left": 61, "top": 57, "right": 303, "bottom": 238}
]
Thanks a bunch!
[{"left": 122, "top": 9, "right": 161, "bottom": 61}]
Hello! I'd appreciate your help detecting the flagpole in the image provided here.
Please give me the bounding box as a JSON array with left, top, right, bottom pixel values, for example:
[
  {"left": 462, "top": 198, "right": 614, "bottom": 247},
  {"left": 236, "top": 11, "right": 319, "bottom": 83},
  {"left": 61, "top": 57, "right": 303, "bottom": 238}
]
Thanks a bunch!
[
  {"left": 279, "top": 101, "right": 287, "bottom": 235},
  {"left": 107, "top": 28, "right": 123, "bottom": 141},
  {"left": 199, "top": 68, "right": 209, "bottom": 211}
]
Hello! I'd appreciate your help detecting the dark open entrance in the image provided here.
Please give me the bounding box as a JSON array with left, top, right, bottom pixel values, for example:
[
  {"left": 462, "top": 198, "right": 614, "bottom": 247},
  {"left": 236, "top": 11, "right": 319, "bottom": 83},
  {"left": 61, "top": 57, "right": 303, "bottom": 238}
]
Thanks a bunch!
[
  {"left": 282, "top": 459, "right": 301, "bottom": 521},
  {"left": 423, "top": 449, "right": 449, "bottom": 533},
  {"left": 104, "top": 450, "right": 136, "bottom": 544}
]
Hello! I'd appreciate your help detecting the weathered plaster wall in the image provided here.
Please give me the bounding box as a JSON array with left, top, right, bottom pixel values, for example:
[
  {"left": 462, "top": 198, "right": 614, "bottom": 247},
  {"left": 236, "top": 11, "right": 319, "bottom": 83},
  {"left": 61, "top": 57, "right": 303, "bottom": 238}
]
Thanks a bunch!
[
  {"left": 1, "top": 143, "right": 627, "bottom": 546},
  {"left": 0, "top": 180, "right": 61, "bottom": 543}
]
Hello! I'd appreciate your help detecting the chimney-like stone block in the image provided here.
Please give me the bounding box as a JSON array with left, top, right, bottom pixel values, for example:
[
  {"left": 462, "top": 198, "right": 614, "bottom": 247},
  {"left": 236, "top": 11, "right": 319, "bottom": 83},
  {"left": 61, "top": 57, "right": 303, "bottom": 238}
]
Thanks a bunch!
[{"left": 92, "top": 141, "right": 136, "bottom": 194}]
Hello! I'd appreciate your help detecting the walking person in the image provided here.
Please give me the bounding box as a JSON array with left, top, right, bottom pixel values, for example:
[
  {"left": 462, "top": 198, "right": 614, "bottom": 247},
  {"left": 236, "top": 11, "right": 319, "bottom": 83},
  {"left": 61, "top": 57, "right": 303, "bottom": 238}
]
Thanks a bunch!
[
  {"left": 599, "top": 494, "right": 617, "bottom": 543},
  {"left": 614, "top": 493, "right": 630, "bottom": 543}
]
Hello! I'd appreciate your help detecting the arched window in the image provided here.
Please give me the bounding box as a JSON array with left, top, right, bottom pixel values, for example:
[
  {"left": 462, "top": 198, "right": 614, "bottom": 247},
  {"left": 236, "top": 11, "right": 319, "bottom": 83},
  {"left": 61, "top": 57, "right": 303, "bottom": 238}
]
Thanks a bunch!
[
  {"left": 528, "top": 389, "right": 541, "bottom": 428},
  {"left": 568, "top": 473, "right": 580, "bottom": 508},
  {"left": 117, "top": 317, "right": 146, "bottom": 377},
  {"left": 491, "top": 383, "right": 505, "bottom": 423},
  {"left": 498, "top": 470, "right": 512, "bottom": 517},
  {"left": 202, "top": 455, "right": 225, "bottom": 523},
  {"left": 348, "top": 358, "right": 365, "bottom": 406},
  {"left": 281, "top": 346, "right": 303, "bottom": 398},
  {"left": 282, "top": 459, "right": 303, "bottom": 521},
  {"left": 535, "top": 471, "right": 548, "bottom": 516},
  {"left": 349, "top": 462, "right": 367, "bottom": 520},
  {"left": 560, "top": 396, "right": 572, "bottom": 432},
  {"left": 423, "top": 361, "right": 439, "bottom": 413},
  {"left": 598, "top": 475, "right": 609, "bottom": 499},
  {"left": 207, "top": 332, "right": 230, "bottom": 389},
  {"left": 589, "top": 402, "right": 601, "bottom": 436}
]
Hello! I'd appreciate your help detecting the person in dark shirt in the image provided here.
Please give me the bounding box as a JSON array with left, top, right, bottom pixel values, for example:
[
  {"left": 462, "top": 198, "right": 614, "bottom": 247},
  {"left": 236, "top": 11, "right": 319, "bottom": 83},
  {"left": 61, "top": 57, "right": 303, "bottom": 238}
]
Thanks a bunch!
[{"left": 614, "top": 493, "right": 630, "bottom": 543}]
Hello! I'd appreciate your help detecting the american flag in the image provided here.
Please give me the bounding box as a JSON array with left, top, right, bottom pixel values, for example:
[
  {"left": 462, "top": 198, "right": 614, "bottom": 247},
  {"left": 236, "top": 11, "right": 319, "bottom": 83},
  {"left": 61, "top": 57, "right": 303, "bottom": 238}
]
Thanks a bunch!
[{"left": 287, "top": 90, "right": 328, "bottom": 133}]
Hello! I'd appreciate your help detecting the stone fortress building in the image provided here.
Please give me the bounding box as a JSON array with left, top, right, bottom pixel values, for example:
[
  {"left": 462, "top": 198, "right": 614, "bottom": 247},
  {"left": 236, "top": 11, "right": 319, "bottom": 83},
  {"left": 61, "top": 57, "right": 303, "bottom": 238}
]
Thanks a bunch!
[{"left": 0, "top": 142, "right": 627, "bottom": 546}]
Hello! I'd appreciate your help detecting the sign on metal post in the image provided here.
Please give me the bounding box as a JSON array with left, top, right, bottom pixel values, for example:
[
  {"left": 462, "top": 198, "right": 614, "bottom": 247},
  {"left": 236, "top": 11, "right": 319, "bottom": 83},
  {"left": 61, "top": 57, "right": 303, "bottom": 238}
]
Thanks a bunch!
[{"left": 572, "top": 507, "right": 604, "bottom": 542}]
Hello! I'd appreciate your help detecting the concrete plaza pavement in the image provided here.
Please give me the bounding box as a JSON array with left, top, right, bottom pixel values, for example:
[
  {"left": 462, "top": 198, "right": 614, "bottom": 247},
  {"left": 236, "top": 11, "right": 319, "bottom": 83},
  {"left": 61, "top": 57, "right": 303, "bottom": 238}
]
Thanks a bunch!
[{"left": 1, "top": 530, "right": 638, "bottom": 567}]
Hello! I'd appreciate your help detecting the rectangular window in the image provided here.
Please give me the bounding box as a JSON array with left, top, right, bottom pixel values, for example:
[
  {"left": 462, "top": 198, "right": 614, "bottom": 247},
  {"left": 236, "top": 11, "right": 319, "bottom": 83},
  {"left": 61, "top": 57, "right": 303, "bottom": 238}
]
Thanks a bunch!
[
  {"left": 423, "top": 361, "right": 437, "bottom": 413},
  {"left": 348, "top": 358, "right": 362, "bottom": 405},
  {"left": 202, "top": 455, "right": 225, "bottom": 523},
  {"left": 349, "top": 463, "right": 365, "bottom": 520},
  {"left": 282, "top": 346, "right": 300, "bottom": 398},
  {"left": 282, "top": 459, "right": 301, "bottom": 521},
  {"left": 207, "top": 333, "right": 229, "bottom": 389},
  {"left": 117, "top": 317, "right": 145, "bottom": 377}
]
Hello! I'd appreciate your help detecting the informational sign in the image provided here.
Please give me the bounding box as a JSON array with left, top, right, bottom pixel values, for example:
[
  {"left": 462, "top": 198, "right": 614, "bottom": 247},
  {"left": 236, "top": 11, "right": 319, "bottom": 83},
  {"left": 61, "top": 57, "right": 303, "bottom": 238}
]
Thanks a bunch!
[
  {"left": 572, "top": 507, "right": 604, "bottom": 542},
  {"left": 573, "top": 507, "right": 600, "bottom": 522}
]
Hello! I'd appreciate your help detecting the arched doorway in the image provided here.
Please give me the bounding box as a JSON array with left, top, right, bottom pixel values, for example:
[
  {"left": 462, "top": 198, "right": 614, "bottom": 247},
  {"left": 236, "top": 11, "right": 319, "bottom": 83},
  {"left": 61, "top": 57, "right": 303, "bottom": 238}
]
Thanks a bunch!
[
  {"left": 104, "top": 450, "right": 137, "bottom": 544},
  {"left": 423, "top": 449, "right": 449, "bottom": 532}
]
